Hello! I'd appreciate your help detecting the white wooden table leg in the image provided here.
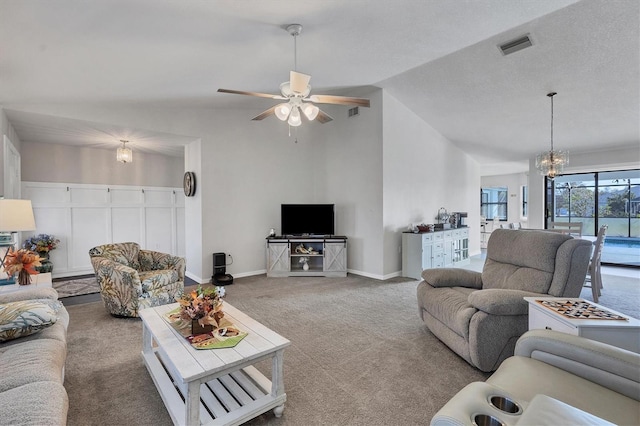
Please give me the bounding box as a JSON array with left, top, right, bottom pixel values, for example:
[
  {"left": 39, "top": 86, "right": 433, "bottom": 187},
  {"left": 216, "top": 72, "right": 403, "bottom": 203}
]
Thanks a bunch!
[
  {"left": 186, "top": 381, "right": 201, "bottom": 426},
  {"left": 142, "top": 323, "right": 152, "bottom": 354},
  {"left": 271, "top": 349, "right": 285, "bottom": 417}
]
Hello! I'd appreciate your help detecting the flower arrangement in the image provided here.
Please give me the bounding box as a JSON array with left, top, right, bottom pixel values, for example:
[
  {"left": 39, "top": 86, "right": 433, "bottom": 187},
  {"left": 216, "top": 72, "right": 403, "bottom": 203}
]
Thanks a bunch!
[
  {"left": 23, "top": 234, "right": 60, "bottom": 253},
  {"left": 3, "top": 248, "right": 42, "bottom": 285},
  {"left": 177, "top": 285, "right": 227, "bottom": 328}
]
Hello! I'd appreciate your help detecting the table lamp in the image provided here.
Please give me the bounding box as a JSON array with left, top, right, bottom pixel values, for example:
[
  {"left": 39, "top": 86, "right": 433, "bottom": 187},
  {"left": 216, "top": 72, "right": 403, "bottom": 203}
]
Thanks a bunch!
[{"left": 0, "top": 199, "right": 37, "bottom": 285}]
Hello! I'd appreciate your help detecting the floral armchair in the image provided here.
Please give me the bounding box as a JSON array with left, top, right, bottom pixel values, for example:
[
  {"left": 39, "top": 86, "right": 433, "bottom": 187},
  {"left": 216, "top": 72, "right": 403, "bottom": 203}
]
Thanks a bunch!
[{"left": 89, "top": 242, "right": 185, "bottom": 317}]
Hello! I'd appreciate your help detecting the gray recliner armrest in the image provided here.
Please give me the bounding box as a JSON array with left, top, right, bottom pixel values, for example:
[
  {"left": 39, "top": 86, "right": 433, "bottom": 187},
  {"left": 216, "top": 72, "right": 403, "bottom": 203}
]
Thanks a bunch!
[
  {"left": 421, "top": 268, "right": 482, "bottom": 289},
  {"left": 515, "top": 330, "right": 640, "bottom": 400},
  {"left": 468, "top": 289, "right": 542, "bottom": 315}
]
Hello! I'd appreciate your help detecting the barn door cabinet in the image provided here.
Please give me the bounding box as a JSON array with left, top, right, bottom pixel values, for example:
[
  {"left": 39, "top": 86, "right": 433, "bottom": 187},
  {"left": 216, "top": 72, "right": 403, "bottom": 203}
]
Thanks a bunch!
[{"left": 266, "top": 237, "right": 347, "bottom": 277}]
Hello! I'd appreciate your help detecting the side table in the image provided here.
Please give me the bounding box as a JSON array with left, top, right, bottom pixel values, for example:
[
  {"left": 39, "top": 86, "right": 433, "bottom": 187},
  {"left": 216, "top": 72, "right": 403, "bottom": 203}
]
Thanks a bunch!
[{"left": 525, "top": 297, "right": 640, "bottom": 353}]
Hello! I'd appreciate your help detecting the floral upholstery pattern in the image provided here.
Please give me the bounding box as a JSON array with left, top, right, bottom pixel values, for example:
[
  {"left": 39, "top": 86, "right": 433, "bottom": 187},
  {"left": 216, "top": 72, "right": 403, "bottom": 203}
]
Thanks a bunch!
[{"left": 89, "top": 242, "right": 185, "bottom": 317}]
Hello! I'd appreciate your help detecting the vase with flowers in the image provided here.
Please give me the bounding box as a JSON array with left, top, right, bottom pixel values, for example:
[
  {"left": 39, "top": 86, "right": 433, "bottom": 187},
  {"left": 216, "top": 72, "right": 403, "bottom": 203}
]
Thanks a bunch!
[
  {"left": 176, "top": 285, "right": 228, "bottom": 335},
  {"left": 3, "top": 248, "right": 42, "bottom": 285},
  {"left": 23, "top": 234, "right": 59, "bottom": 273}
]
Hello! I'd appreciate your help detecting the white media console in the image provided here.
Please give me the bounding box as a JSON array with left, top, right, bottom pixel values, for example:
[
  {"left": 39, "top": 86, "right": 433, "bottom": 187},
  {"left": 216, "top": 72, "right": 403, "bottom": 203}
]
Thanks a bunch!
[{"left": 266, "top": 236, "right": 347, "bottom": 277}]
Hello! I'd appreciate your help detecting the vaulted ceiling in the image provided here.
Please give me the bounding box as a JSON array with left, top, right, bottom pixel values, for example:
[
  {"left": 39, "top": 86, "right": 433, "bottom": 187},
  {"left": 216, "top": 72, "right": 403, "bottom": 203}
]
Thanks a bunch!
[{"left": 0, "top": 0, "right": 638, "bottom": 173}]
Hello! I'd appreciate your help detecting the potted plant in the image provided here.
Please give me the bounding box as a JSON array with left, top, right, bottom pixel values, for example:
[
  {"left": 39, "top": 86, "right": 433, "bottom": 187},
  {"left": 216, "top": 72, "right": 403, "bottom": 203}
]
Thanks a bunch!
[{"left": 23, "top": 234, "right": 60, "bottom": 273}]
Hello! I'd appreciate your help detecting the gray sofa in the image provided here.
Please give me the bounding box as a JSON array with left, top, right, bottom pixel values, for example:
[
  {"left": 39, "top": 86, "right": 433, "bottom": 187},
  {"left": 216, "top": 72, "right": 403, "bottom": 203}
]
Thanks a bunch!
[
  {"left": 417, "top": 229, "right": 592, "bottom": 372},
  {"left": 0, "top": 287, "right": 69, "bottom": 425},
  {"left": 431, "top": 330, "right": 640, "bottom": 425}
]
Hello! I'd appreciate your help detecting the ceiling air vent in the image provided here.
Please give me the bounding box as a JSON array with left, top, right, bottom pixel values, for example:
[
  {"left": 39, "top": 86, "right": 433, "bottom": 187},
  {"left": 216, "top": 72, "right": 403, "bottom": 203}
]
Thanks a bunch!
[
  {"left": 348, "top": 107, "right": 359, "bottom": 117},
  {"left": 498, "top": 34, "right": 533, "bottom": 56}
]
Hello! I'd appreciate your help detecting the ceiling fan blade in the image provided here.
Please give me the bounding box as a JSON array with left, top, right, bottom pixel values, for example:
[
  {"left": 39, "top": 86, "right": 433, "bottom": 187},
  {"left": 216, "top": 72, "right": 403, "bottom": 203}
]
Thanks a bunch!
[
  {"left": 309, "top": 95, "right": 370, "bottom": 108},
  {"left": 315, "top": 109, "right": 333, "bottom": 124},
  {"left": 217, "top": 88, "right": 283, "bottom": 100},
  {"left": 251, "top": 105, "right": 277, "bottom": 121},
  {"left": 290, "top": 71, "right": 311, "bottom": 94}
]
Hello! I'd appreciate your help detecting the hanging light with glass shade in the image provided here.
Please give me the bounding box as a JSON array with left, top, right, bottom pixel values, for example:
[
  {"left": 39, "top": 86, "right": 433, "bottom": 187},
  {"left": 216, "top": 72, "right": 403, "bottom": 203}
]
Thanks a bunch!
[
  {"left": 536, "top": 92, "right": 568, "bottom": 179},
  {"left": 116, "top": 140, "right": 133, "bottom": 164}
]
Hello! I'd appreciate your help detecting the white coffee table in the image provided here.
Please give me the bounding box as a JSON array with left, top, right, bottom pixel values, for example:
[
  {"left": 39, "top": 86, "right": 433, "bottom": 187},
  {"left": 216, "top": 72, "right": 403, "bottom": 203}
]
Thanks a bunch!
[{"left": 139, "top": 302, "right": 290, "bottom": 426}]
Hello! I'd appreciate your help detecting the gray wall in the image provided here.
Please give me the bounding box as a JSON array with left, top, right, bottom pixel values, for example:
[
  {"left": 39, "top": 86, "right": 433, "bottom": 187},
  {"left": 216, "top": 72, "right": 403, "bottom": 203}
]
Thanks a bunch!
[{"left": 21, "top": 141, "right": 184, "bottom": 187}]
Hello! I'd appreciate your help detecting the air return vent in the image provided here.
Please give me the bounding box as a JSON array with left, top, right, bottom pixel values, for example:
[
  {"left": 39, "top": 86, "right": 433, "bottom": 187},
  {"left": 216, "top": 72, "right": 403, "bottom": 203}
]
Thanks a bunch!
[
  {"left": 498, "top": 34, "right": 533, "bottom": 56},
  {"left": 348, "top": 107, "right": 359, "bottom": 117}
]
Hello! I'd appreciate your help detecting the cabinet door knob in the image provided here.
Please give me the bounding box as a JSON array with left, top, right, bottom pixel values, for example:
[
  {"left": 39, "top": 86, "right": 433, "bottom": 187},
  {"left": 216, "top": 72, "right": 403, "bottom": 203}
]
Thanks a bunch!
[{"left": 545, "top": 326, "right": 552, "bottom": 330}]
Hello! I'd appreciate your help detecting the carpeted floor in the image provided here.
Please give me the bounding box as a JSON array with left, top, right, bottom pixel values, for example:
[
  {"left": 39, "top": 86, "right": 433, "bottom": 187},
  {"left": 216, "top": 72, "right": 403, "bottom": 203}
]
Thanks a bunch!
[
  {"left": 62, "top": 265, "right": 639, "bottom": 425},
  {"left": 64, "top": 275, "right": 490, "bottom": 426}
]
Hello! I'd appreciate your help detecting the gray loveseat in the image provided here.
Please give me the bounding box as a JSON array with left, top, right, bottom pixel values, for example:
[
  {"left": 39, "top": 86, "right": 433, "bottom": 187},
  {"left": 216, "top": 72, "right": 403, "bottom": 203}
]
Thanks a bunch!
[
  {"left": 431, "top": 330, "right": 640, "bottom": 425},
  {"left": 417, "top": 229, "right": 592, "bottom": 372},
  {"left": 0, "top": 287, "right": 69, "bottom": 425}
]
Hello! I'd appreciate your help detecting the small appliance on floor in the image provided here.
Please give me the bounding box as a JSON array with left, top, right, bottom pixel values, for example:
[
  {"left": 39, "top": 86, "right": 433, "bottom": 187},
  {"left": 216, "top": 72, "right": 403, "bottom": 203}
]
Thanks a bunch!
[{"left": 212, "top": 252, "right": 233, "bottom": 285}]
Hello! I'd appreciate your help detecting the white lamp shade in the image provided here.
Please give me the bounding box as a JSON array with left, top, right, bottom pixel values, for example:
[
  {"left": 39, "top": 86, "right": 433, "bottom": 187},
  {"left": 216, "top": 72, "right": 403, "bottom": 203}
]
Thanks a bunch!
[
  {"left": 301, "top": 103, "right": 319, "bottom": 121},
  {"left": 0, "top": 199, "right": 36, "bottom": 232},
  {"left": 275, "top": 103, "right": 292, "bottom": 121},
  {"left": 288, "top": 106, "right": 302, "bottom": 127}
]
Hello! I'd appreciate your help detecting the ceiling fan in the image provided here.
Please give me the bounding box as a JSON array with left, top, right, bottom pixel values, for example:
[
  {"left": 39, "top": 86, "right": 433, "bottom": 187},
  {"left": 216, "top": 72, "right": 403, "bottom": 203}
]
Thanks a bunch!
[{"left": 217, "top": 24, "right": 370, "bottom": 127}]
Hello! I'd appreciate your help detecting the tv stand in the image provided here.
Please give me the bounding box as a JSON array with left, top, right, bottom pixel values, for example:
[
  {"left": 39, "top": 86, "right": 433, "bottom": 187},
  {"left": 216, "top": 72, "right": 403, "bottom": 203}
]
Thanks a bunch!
[{"left": 266, "top": 236, "right": 347, "bottom": 277}]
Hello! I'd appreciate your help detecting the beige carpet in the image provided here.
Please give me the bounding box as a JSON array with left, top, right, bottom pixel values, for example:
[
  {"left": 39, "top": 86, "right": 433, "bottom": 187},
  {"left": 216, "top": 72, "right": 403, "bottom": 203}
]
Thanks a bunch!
[
  {"left": 64, "top": 275, "right": 489, "bottom": 426},
  {"left": 63, "top": 270, "right": 639, "bottom": 425}
]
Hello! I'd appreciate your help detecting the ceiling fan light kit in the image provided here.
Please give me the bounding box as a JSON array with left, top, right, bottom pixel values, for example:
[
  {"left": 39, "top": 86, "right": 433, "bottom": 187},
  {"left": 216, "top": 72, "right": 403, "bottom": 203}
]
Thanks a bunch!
[{"left": 217, "top": 24, "right": 370, "bottom": 129}]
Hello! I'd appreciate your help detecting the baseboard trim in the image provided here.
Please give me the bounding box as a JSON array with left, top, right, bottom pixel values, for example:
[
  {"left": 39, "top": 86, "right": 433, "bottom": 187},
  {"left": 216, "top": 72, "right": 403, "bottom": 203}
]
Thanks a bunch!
[{"left": 348, "top": 269, "right": 405, "bottom": 281}]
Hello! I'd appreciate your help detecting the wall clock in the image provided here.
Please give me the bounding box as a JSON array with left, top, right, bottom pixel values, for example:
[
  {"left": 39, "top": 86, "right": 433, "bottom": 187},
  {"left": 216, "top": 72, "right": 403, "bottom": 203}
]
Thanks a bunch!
[{"left": 183, "top": 172, "right": 196, "bottom": 196}]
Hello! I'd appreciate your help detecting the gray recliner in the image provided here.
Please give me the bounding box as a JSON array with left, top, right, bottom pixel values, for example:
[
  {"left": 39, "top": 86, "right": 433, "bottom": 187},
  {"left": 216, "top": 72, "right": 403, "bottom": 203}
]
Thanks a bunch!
[{"left": 417, "top": 229, "right": 592, "bottom": 372}]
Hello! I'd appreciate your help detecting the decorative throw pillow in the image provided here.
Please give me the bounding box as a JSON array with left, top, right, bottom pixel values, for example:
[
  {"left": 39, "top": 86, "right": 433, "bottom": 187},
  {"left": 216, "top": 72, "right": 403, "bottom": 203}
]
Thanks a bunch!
[{"left": 0, "top": 300, "right": 59, "bottom": 342}]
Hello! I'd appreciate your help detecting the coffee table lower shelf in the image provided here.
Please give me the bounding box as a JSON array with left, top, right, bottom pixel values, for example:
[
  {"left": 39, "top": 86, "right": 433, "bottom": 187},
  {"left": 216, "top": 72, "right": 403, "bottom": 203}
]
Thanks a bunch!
[{"left": 143, "top": 348, "right": 286, "bottom": 426}]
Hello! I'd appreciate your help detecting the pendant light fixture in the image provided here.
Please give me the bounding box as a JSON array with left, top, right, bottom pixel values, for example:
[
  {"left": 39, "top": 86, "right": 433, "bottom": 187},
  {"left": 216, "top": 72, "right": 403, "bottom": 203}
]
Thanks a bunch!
[
  {"left": 535, "top": 92, "right": 568, "bottom": 179},
  {"left": 116, "top": 140, "right": 133, "bottom": 164}
]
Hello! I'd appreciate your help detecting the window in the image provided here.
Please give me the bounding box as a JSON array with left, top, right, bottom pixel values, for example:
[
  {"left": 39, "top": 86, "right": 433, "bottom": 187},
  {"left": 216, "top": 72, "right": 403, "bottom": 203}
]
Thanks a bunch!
[{"left": 481, "top": 187, "right": 507, "bottom": 221}]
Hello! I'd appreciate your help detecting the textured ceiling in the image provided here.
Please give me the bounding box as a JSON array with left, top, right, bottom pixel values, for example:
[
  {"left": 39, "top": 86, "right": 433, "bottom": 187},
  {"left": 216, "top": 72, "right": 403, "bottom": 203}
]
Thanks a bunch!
[{"left": 0, "top": 0, "right": 638, "bottom": 171}]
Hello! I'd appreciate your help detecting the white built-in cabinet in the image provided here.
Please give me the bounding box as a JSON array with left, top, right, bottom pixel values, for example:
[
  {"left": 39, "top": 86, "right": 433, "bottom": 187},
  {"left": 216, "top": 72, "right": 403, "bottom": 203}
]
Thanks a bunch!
[
  {"left": 21, "top": 182, "right": 184, "bottom": 278},
  {"left": 402, "top": 228, "right": 470, "bottom": 280}
]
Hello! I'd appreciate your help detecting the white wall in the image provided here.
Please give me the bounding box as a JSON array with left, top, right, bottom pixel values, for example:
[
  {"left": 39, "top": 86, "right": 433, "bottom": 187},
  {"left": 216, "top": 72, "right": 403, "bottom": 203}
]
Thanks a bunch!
[
  {"left": 21, "top": 141, "right": 183, "bottom": 187},
  {"left": 528, "top": 146, "right": 640, "bottom": 230},
  {"left": 382, "top": 91, "right": 481, "bottom": 277},
  {"left": 314, "top": 89, "right": 384, "bottom": 278},
  {"left": 481, "top": 172, "right": 529, "bottom": 227},
  {"left": 0, "top": 107, "right": 23, "bottom": 196},
  {"left": 5, "top": 97, "right": 483, "bottom": 282}
]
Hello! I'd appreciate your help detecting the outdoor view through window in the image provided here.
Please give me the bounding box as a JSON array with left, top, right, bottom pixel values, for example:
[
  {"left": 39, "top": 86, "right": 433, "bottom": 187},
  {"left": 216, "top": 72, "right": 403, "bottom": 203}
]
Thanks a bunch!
[{"left": 546, "top": 169, "right": 639, "bottom": 267}]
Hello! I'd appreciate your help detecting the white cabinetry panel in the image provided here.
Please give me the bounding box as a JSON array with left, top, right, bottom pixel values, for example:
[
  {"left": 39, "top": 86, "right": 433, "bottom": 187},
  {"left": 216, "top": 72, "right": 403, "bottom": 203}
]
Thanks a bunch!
[
  {"left": 25, "top": 185, "right": 68, "bottom": 204},
  {"left": 111, "top": 188, "right": 143, "bottom": 205},
  {"left": 32, "top": 206, "right": 69, "bottom": 271},
  {"left": 71, "top": 207, "right": 109, "bottom": 270},
  {"left": 112, "top": 207, "right": 142, "bottom": 244},
  {"left": 22, "top": 182, "right": 183, "bottom": 278},
  {"left": 145, "top": 207, "right": 172, "bottom": 253},
  {"left": 71, "top": 187, "right": 108, "bottom": 204}
]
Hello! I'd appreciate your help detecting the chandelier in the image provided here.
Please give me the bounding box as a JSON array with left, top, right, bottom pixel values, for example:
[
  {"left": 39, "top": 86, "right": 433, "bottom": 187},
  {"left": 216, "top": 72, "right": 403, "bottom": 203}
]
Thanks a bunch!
[
  {"left": 535, "top": 92, "right": 568, "bottom": 179},
  {"left": 116, "top": 140, "right": 133, "bottom": 164}
]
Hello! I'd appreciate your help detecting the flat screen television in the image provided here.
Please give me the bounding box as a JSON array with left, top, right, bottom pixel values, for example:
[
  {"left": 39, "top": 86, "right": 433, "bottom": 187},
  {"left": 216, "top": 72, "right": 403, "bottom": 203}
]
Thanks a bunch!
[{"left": 281, "top": 204, "right": 335, "bottom": 236}]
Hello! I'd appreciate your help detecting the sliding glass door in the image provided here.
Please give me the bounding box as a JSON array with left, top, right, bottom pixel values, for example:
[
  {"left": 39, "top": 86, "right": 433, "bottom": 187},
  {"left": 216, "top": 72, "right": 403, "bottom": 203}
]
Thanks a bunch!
[{"left": 545, "top": 169, "right": 639, "bottom": 267}]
